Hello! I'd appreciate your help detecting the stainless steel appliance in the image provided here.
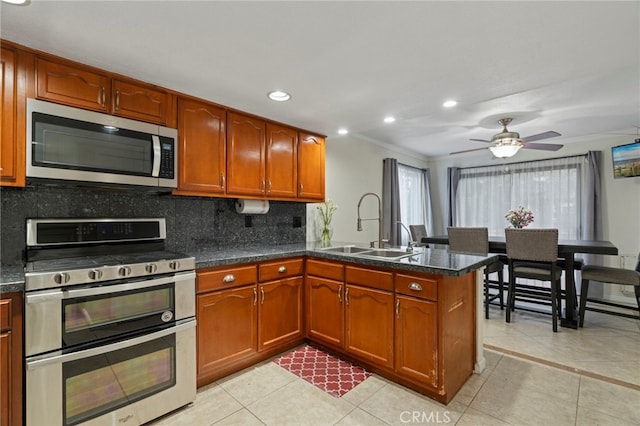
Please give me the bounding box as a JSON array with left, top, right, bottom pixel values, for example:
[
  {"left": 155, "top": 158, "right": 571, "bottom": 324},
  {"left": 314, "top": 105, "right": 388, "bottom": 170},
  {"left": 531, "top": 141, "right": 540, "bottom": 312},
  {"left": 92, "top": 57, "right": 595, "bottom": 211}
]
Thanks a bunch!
[
  {"left": 24, "top": 218, "right": 196, "bottom": 426},
  {"left": 26, "top": 99, "right": 178, "bottom": 188}
]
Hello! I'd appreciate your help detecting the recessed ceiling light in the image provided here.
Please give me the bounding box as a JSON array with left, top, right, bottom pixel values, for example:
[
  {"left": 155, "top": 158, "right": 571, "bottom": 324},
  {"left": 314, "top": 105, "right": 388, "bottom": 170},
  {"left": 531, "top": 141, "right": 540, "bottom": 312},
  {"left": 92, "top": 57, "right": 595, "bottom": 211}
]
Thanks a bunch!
[
  {"left": 443, "top": 100, "right": 458, "bottom": 108},
  {"left": 337, "top": 128, "right": 348, "bottom": 135},
  {"left": 384, "top": 116, "right": 396, "bottom": 123},
  {"left": 267, "top": 90, "right": 291, "bottom": 102},
  {"left": 1, "top": 0, "right": 29, "bottom": 4}
]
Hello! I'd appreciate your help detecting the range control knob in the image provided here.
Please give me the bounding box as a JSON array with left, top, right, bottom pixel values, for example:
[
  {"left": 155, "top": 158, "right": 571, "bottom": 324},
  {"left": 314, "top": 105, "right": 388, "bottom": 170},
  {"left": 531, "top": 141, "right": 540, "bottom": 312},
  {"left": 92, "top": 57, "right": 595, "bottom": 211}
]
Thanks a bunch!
[
  {"left": 88, "top": 269, "right": 103, "bottom": 280},
  {"left": 118, "top": 266, "right": 132, "bottom": 277},
  {"left": 169, "top": 260, "right": 180, "bottom": 270},
  {"left": 145, "top": 263, "right": 158, "bottom": 274},
  {"left": 54, "top": 272, "right": 71, "bottom": 284}
]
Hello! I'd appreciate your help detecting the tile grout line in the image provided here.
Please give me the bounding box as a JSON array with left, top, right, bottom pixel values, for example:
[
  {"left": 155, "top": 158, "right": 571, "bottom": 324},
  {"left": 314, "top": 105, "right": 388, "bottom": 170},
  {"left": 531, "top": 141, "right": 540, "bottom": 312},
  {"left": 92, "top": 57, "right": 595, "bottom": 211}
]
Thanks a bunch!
[{"left": 484, "top": 343, "right": 640, "bottom": 391}]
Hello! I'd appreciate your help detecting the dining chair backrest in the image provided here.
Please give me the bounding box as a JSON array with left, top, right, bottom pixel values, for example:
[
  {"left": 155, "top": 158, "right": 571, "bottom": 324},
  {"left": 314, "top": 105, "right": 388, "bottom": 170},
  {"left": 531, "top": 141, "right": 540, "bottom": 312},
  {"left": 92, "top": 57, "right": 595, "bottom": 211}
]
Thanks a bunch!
[
  {"left": 447, "top": 227, "right": 489, "bottom": 255},
  {"left": 409, "top": 225, "right": 428, "bottom": 242},
  {"left": 505, "top": 228, "right": 558, "bottom": 263}
]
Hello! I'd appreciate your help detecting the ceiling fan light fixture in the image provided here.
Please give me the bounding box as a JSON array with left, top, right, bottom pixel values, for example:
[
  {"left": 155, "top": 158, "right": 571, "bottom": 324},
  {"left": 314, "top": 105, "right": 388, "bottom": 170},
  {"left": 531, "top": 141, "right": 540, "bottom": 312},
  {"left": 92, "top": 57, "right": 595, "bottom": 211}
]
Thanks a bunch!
[{"left": 489, "top": 138, "right": 523, "bottom": 158}]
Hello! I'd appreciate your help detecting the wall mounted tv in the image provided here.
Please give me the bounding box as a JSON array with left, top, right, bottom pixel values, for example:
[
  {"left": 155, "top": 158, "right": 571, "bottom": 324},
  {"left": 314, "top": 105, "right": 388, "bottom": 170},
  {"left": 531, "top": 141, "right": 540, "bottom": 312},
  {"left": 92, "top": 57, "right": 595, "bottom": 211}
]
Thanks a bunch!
[{"left": 612, "top": 139, "right": 640, "bottom": 178}]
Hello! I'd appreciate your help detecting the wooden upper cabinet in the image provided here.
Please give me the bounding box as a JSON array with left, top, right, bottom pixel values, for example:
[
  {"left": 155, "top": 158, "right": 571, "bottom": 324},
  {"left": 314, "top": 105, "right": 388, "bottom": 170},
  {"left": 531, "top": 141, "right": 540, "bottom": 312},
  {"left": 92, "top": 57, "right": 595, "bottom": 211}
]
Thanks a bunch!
[
  {"left": 298, "top": 132, "right": 325, "bottom": 201},
  {"left": 266, "top": 123, "right": 297, "bottom": 198},
  {"left": 175, "top": 98, "right": 226, "bottom": 195},
  {"left": 36, "top": 57, "right": 109, "bottom": 112},
  {"left": 226, "top": 112, "right": 266, "bottom": 196},
  {"left": 1, "top": 46, "right": 27, "bottom": 187},
  {"left": 111, "top": 79, "right": 171, "bottom": 125},
  {"left": 36, "top": 57, "right": 173, "bottom": 125}
]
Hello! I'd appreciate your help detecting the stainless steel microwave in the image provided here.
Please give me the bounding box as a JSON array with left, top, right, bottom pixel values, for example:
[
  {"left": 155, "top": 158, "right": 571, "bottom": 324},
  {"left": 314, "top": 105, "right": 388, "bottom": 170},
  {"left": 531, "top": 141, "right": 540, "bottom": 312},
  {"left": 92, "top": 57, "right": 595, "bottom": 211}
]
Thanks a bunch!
[{"left": 26, "top": 98, "right": 178, "bottom": 188}]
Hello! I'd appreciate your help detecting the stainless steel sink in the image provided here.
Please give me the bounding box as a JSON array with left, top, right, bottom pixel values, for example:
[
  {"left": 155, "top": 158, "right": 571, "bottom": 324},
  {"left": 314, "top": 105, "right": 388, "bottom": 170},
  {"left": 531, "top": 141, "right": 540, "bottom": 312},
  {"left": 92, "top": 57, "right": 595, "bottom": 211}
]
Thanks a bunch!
[
  {"left": 356, "top": 249, "right": 413, "bottom": 259},
  {"left": 321, "top": 245, "right": 373, "bottom": 254}
]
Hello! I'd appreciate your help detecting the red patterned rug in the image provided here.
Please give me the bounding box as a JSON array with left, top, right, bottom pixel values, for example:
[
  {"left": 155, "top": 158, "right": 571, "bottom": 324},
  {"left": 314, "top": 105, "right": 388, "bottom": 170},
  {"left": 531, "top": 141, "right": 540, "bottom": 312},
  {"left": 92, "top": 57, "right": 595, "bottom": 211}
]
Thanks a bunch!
[{"left": 273, "top": 345, "right": 371, "bottom": 397}]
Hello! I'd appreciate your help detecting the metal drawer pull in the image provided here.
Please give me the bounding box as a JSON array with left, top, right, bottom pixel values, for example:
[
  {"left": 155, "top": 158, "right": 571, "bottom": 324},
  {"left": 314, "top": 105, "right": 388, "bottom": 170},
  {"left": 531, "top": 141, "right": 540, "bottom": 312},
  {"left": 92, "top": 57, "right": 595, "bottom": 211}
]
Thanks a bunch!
[
  {"left": 253, "top": 288, "right": 257, "bottom": 305},
  {"left": 261, "top": 287, "right": 265, "bottom": 304},
  {"left": 408, "top": 282, "right": 423, "bottom": 291},
  {"left": 223, "top": 274, "right": 235, "bottom": 283},
  {"left": 338, "top": 284, "right": 342, "bottom": 303},
  {"left": 278, "top": 266, "right": 287, "bottom": 273}
]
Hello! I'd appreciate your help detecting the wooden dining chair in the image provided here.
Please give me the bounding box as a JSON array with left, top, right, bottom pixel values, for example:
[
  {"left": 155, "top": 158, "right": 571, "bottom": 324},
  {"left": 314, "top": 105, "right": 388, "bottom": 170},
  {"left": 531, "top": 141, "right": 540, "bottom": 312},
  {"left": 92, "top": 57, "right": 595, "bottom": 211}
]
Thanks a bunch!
[
  {"left": 578, "top": 253, "right": 640, "bottom": 326},
  {"left": 447, "top": 227, "right": 504, "bottom": 319},
  {"left": 505, "top": 228, "right": 562, "bottom": 332}
]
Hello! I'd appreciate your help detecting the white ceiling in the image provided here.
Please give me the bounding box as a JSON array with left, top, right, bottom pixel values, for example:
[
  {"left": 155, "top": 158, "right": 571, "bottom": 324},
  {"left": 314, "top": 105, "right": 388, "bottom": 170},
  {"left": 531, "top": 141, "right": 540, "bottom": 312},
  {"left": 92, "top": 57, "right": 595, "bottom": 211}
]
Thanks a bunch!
[{"left": 2, "top": 0, "right": 639, "bottom": 158}]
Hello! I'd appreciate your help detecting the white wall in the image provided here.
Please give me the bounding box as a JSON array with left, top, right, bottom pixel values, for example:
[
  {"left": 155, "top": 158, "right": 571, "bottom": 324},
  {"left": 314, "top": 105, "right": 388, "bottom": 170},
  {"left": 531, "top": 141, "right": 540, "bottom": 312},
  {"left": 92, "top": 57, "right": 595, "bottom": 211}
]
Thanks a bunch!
[{"left": 306, "top": 135, "right": 429, "bottom": 245}]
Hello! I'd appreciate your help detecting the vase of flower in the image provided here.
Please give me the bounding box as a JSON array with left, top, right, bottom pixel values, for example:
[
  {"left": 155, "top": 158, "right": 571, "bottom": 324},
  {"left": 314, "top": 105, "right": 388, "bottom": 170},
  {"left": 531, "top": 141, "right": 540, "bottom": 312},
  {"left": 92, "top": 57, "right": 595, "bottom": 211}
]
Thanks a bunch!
[
  {"left": 317, "top": 200, "right": 338, "bottom": 247},
  {"left": 505, "top": 206, "right": 534, "bottom": 229}
]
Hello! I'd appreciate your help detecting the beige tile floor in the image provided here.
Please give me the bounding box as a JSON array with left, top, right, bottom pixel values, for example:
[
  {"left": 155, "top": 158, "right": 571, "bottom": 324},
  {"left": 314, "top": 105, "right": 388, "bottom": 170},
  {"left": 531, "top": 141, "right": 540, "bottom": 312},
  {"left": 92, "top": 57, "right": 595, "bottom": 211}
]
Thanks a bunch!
[{"left": 151, "top": 307, "right": 640, "bottom": 426}]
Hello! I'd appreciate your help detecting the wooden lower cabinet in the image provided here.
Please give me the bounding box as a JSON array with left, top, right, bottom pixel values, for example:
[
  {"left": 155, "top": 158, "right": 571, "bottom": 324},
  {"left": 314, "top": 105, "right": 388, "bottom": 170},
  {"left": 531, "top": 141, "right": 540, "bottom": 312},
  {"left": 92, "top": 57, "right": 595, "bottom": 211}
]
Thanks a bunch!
[
  {"left": 197, "top": 284, "right": 257, "bottom": 386},
  {"left": 196, "top": 259, "right": 304, "bottom": 387},
  {"left": 0, "top": 292, "right": 23, "bottom": 426},
  {"left": 306, "top": 275, "right": 344, "bottom": 348},
  {"left": 394, "top": 295, "right": 438, "bottom": 388}
]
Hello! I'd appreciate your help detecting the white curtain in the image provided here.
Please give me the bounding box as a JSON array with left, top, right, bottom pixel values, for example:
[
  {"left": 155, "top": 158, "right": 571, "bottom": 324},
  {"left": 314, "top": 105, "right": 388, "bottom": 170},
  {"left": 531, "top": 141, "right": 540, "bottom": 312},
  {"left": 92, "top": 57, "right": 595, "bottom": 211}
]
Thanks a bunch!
[
  {"left": 455, "top": 156, "right": 585, "bottom": 239},
  {"left": 398, "top": 164, "right": 434, "bottom": 245}
]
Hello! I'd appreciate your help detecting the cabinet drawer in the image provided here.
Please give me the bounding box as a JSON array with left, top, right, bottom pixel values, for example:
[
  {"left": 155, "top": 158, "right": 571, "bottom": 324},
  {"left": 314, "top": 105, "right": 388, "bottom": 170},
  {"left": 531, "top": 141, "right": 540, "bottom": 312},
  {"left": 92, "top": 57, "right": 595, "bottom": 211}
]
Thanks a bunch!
[
  {"left": 198, "top": 265, "right": 257, "bottom": 293},
  {"left": 0, "top": 298, "right": 11, "bottom": 332},
  {"left": 345, "top": 266, "right": 393, "bottom": 292},
  {"left": 395, "top": 274, "right": 438, "bottom": 301},
  {"left": 259, "top": 258, "right": 304, "bottom": 282},
  {"left": 306, "top": 259, "right": 344, "bottom": 281}
]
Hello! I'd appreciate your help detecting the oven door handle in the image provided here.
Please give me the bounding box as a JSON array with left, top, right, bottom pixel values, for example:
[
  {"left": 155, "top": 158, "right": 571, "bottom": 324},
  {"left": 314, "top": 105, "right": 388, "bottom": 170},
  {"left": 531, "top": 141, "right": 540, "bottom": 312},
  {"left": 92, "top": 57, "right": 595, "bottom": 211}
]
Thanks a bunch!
[
  {"left": 59, "top": 271, "right": 195, "bottom": 300},
  {"left": 26, "top": 318, "right": 196, "bottom": 370}
]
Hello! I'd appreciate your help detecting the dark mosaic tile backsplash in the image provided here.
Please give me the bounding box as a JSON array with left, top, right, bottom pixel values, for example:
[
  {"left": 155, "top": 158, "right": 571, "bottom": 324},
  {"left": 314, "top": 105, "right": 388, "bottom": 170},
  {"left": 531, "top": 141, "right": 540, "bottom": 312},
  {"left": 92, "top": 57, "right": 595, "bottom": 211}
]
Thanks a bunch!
[{"left": 0, "top": 183, "right": 306, "bottom": 266}]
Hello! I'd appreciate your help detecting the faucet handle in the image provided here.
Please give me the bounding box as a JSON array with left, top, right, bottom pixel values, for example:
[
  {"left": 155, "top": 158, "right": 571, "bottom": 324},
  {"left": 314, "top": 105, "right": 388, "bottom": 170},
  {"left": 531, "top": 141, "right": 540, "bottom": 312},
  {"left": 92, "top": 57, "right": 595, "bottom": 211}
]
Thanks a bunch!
[{"left": 370, "top": 240, "right": 376, "bottom": 248}]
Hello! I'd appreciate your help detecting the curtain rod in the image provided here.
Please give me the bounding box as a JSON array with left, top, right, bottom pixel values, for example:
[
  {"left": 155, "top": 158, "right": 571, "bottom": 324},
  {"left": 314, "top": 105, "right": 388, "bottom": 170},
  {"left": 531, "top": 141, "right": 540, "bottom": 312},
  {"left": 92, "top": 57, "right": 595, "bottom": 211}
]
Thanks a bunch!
[{"left": 456, "top": 152, "right": 591, "bottom": 171}]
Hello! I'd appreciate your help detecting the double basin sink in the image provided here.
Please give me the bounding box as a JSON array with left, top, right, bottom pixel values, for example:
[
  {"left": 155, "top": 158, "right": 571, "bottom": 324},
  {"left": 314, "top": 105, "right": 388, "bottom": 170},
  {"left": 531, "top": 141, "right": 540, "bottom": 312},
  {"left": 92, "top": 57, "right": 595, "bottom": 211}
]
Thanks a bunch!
[{"left": 320, "top": 245, "right": 421, "bottom": 261}]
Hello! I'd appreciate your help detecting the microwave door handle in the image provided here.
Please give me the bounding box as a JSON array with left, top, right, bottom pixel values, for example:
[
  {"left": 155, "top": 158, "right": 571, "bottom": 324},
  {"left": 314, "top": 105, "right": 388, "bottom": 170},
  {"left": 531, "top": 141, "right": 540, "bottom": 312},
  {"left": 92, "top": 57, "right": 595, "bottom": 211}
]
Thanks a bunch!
[{"left": 151, "top": 135, "right": 161, "bottom": 177}]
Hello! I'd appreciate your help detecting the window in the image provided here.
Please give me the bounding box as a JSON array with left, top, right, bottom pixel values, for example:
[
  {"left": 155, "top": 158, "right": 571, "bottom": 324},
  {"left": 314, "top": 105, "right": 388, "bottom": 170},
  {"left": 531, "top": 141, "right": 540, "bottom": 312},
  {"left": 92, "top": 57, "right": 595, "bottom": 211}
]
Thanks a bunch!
[
  {"left": 454, "top": 156, "right": 583, "bottom": 240},
  {"left": 398, "top": 164, "right": 430, "bottom": 245}
]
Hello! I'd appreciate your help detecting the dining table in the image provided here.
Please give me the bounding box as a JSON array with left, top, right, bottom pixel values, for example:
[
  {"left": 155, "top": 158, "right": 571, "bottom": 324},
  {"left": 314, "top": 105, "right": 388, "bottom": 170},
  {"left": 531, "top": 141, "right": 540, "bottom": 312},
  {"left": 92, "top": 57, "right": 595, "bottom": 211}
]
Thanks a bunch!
[{"left": 422, "top": 235, "right": 619, "bottom": 329}]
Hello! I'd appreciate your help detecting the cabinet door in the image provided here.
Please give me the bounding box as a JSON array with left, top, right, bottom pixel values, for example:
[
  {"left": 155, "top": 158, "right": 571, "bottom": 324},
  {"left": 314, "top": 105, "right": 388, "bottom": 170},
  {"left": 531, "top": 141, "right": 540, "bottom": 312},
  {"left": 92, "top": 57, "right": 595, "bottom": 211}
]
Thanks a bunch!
[
  {"left": 265, "top": 123, "right": 297, "bottom": 199},
  {"left": 395, "top": 295, "right": 438, "bottom": 388},
  {"left": 196, "top": 285, "right": 257, "bottom": 383},
  {"left": 0, "top": 331, "right": 10, "bottom": 426},
  {"left": 36, "top": 57, "right": 109, "bottom": 112},
  {"left": 345, "top": 284, "right": 394, "bottom": 368},
  {"left": 0, "top": 292, "right": 22, "bottom": 426},
  {"left": 1, "top": 46, "right": 26, "bottom": 187},
  {"left": 306, "top": 276, "right": 344, "bottom": 348},
  {"left": 176, "top": 98, "right": 226, "bottom": 195},
  {"left": 258, "top": 277, "right": 303, "bottom": 351},
  {"left": 298, "top": 132, "right": 325, "bottom": 200},
  {"left": 112, "top": 79, "right": 171, "bottom": 125},
  {"left": 226, "top": 112, "right": 266, "bottom": 196}
]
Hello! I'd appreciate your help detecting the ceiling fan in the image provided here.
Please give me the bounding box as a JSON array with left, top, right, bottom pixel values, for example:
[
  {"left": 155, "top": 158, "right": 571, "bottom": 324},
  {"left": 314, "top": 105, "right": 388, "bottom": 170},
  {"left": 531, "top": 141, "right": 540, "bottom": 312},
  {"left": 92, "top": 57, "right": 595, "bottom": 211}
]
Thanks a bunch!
[{"left": 450, "top": 118, "right": 563, "bottom": 158}]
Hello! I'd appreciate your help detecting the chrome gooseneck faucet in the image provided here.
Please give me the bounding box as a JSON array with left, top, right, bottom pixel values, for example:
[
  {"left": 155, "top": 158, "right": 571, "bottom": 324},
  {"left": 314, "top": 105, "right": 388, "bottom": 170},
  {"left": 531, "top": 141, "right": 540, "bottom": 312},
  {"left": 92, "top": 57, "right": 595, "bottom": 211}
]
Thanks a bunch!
[
  {"left": 396, "top": 221, "right": 416, "bottom": 252},
  {"left": 356, "top": 192, "right": 384, "bottom": 248}
]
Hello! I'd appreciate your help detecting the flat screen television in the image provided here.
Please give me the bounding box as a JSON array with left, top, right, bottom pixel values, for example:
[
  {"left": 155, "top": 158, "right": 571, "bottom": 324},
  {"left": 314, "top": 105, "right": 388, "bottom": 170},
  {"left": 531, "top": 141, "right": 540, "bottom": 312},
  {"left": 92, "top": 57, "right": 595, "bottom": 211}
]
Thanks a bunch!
[{"left": 611, "top": 139, "right": 640, "bottom": 178}]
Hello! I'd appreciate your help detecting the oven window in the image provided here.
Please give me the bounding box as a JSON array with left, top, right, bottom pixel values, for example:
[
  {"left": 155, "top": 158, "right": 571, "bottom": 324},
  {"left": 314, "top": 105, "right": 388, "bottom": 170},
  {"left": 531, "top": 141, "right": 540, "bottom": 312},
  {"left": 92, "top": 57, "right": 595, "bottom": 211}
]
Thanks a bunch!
[
  {"left": 63, "top": 284, "right": 174, "bottom": 347},
  {"left": 63, "top": 334, "right": 176, "bottom": 426}
]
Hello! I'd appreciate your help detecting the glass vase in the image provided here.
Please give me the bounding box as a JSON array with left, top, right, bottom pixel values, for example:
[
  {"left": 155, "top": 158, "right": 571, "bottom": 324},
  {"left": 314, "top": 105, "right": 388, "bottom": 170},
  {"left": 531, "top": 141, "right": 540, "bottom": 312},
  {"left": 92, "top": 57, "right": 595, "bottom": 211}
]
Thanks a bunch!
[{"left": 321, "top": 226, "right": 332, "bottom": 247}]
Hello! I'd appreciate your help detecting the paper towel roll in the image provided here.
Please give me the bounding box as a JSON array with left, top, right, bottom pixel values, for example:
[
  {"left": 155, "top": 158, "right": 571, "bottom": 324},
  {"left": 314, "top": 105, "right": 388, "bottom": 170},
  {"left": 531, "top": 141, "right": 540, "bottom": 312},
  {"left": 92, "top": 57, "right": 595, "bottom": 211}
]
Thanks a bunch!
[{"left": 235, "top": 199, "right": 270, "bottom": 214}]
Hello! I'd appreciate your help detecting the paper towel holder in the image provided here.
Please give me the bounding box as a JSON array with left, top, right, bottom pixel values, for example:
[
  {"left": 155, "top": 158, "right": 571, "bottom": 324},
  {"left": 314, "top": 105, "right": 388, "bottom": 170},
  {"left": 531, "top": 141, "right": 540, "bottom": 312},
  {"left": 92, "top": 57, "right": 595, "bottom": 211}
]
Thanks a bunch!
[{"left": 235, "top": 199, "right": 270, "bottom": 214}]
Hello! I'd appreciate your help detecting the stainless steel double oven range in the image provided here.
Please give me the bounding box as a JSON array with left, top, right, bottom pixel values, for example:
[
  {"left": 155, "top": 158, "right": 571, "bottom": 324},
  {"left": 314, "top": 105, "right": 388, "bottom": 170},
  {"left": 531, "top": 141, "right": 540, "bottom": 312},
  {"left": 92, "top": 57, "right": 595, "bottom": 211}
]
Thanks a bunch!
[{"left": 24, "top": 218, "right": 196, "bottom": 426}]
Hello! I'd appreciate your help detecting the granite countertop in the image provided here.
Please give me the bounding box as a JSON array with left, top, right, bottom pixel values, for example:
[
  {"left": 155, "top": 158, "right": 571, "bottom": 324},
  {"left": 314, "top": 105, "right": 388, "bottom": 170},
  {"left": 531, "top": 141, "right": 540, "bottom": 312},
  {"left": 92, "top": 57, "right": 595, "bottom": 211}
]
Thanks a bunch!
[{"left": 1, "top": 242, "right": 498, "bottom": 292}]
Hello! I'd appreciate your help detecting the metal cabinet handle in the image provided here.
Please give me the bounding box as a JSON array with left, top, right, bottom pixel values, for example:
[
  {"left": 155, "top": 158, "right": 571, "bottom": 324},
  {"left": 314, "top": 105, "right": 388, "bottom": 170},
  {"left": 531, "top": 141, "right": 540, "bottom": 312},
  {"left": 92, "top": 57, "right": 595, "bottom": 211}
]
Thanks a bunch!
[
  {"left": 267, "top": 180, "right": 272, "bottom": 193},
  {"left": 221, "top": 174, "right": 225, "bottom": 188},
  {"left": 261, "top": 287, "right": 265, "bottom": 304},
  {"left": 253, "top": 288, "right": 257, "bottom": 305},
  {"left": 278, "top": 266, "right": 287, "bottom": 273},
  {"left": 345, "top": 287, "right": 349, "bottom": 305},
  {"left": 115, "top": 90, "right": 120, "bottom": 109},
  {"left": 408, "top": 282, "right": 423, "bottom": 291},
  {"left": 299, "top": 183, "right": 303, "bottom": 194},
  {"left": 338, "top": 284, "right": 342, "bottom": 303},
  {"left": 101, "top": 87, "right": 106, "bottom": 106},
  {"left": 396, "top": 298, "right": 400, "bottom": 318},
  {"left": 223, "top": 274, "right": 235, "bottom": 283}
]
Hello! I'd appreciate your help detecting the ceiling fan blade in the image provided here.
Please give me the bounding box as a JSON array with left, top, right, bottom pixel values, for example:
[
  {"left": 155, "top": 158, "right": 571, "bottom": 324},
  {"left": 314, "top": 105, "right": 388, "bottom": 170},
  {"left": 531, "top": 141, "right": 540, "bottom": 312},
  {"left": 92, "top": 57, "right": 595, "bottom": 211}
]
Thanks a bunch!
[
  {"left": 521, "top": 142, "right": 564, "bottom": 151},
  {"left": 450, "top": 147, "right": 489, "bottom": 155},
  {"left": 469, "top": 138, "right": 492, "bottom": 143},
  {"left": 521, "top": 131, "right": 561, "bottom": 143}
]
